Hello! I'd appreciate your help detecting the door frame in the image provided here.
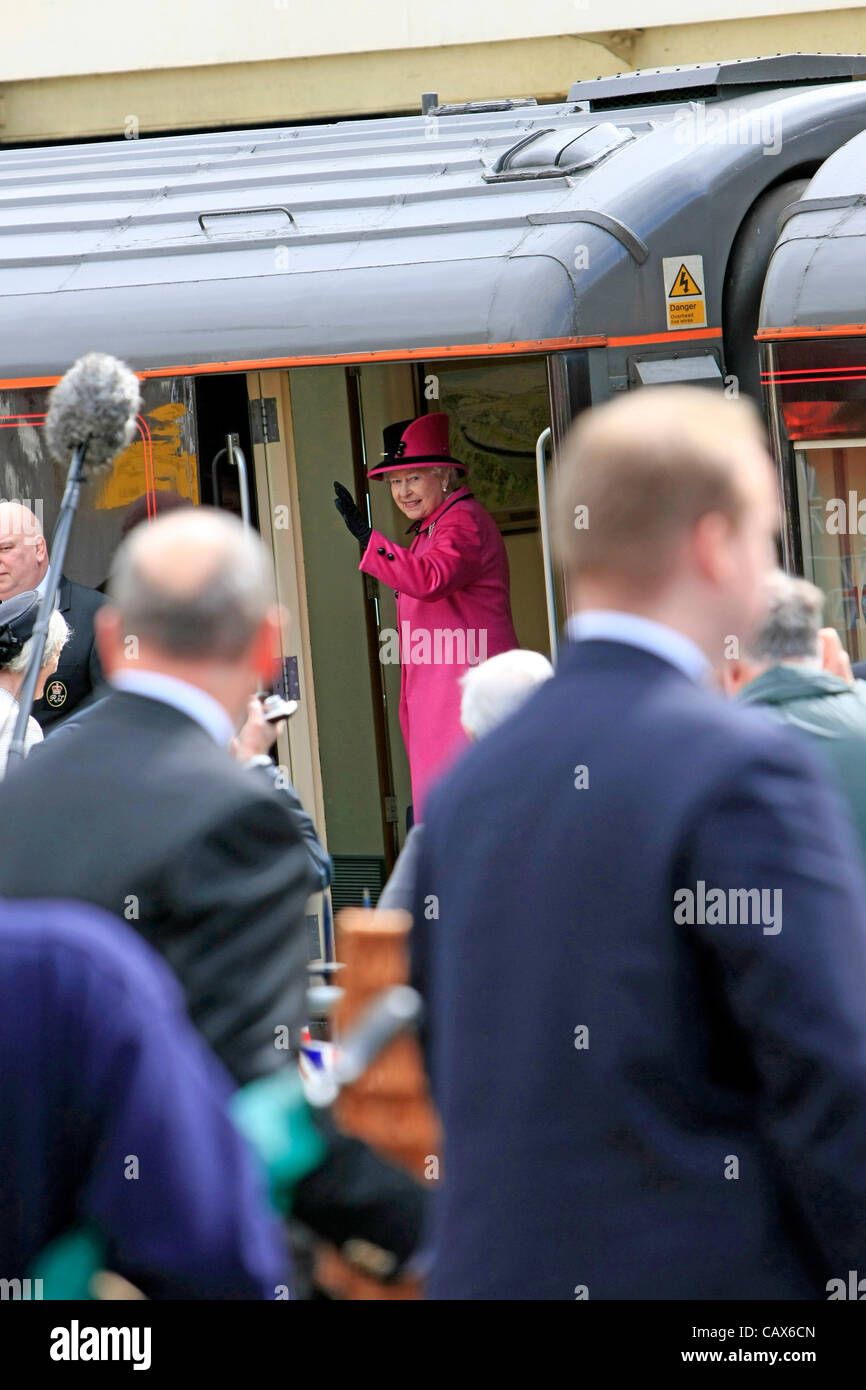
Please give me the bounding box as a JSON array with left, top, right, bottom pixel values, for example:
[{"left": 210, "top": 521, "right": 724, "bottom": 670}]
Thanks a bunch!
[{"left": 247, "top": 369, "right": 329, "bottom": 943}]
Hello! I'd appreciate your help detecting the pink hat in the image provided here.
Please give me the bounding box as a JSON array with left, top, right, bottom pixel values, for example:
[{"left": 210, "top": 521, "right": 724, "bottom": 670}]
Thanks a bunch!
[{"left": 367, "top": 413, "right": 467, "bottom": 479}]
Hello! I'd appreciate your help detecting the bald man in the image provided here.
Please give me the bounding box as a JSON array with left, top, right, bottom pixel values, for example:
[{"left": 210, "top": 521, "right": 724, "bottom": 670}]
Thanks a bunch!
[
  {"left": 0, "top": 506, "right": 428, "bottom": 1283},
  {"left": 0, "top": 501, "right": 105, "bottom": 729},
  {"left": 0, "top": 506, "right": 317, "bottom": 1084}
]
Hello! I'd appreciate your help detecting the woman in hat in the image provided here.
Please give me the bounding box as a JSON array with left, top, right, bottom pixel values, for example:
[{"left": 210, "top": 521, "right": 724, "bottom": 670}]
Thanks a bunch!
[
  {"left": 0, "top": 591, "right": 69, "bottom": 776},
  {"left": 334, "top": 412, "right": 518, "bottom": 819}
]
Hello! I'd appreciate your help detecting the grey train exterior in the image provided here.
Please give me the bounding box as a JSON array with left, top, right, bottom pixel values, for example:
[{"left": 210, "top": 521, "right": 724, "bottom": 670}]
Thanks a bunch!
[
  {"left": 4, "top": 51, "right": 866, "bottom": 902},
  {"left": 0, "top": 53, "right": 865, "bottom": 390}
]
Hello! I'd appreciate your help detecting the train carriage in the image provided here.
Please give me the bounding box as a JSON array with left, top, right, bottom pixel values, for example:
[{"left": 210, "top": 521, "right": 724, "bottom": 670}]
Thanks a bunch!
[
  {"left": 760, "top": 128, "right": 866, "bottom": 661},
  {"left": 2, "top": 50, "right": 866, "bottom": 932}
]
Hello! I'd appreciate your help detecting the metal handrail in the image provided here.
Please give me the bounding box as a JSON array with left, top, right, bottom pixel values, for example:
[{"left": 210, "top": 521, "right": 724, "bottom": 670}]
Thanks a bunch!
[
  {"left": 535, "top": 426, "right": 559, "bottom": 664},
  {"left": 211, "top": 433, "right": 251, "bottom": 528}
]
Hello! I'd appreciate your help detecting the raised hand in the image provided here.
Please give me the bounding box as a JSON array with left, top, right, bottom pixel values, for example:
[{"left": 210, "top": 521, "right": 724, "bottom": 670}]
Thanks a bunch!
[{"left": 333, "top": 481, "right": 372, "bottom": 547}]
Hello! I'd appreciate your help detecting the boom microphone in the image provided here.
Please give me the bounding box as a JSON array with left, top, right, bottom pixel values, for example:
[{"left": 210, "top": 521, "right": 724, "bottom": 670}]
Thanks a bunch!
[
  {"left": 44, "top": 351, "right": 142, "bottom": 473},
  {"left": 6, "top": 352, "right": 142, "bottom": 766}
]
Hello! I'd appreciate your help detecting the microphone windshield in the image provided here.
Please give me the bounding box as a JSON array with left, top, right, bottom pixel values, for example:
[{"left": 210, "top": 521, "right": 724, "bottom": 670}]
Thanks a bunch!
[{"left": 44, "top": 353, "right": 142, "bottom": 473}]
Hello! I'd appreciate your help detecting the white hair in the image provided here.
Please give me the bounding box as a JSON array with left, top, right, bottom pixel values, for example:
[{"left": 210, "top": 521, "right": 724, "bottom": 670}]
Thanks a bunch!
[
  {"left": 430, "top": 465, "right": 463, "bottom": 491},
  {"left": 460, "top": 648, "right": 554, "bottom": 741},
  {"left": 5, "top": 608, "right": 70, "bottom": 674}
]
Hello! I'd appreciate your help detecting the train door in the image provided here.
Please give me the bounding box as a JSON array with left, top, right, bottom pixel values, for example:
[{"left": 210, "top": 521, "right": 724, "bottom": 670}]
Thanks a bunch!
[{"left": 257, "top": 354, "right": 563, "bottom": 909}]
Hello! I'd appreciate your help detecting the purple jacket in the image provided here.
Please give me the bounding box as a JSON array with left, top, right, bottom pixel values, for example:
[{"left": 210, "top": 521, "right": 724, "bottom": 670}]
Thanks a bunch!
[{"left": 0, "top": 897, "right": 289, "bottom": 1299}]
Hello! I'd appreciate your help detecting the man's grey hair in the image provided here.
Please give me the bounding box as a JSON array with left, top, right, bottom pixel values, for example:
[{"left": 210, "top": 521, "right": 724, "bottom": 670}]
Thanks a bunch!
[
  {"left": 4, "top": 608, "right": 69, "bottom": 674},
  {"left": 108, "top": 507, "right": 274, "bottom": 661},
  {"left": 460, "top": 648, "right": 554, "bottom": 741},
  {"left": 745, "top": 570, "right": 824, "bottom": 663}
]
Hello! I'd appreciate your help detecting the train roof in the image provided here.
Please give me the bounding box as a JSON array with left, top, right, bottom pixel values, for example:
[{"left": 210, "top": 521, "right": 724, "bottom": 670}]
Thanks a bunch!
[
  {"left": 760, "top": 129, "right": 866, "bottom": 338},
  {"left": 2, "top": 54, "right": 866, "bottom": 383}
]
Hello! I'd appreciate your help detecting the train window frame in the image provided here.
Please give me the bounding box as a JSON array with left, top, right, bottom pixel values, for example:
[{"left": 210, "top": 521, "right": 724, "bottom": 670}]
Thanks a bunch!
[{"left": 763, "top": 338, "right": 866, "bottom": 658}]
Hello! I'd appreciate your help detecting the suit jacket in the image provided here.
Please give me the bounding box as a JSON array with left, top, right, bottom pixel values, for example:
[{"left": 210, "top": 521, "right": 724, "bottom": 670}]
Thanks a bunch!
[
  {"left": 412, "top": 639, "right": 866, "bottom": 1300},
  {"left": 0, "top": 690, "right": 318, "bottom": 1085},
  {"left": 32, "top": 576, "right": 106, "bottom": 731}
]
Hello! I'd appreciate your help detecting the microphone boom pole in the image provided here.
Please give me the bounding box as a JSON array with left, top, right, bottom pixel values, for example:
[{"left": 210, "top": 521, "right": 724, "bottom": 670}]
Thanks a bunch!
[
  {"left": 5, "top": 350, "right": 141, "bottom": 768},
  {"left": 6, "top": 441, "right": 89, "bottom": 766}
]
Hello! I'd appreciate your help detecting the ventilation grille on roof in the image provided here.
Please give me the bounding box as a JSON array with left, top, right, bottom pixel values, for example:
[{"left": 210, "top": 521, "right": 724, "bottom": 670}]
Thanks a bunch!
[
  {"left": 567, "top": 54, "right": 866, "bottom": 110},
  {"left": 484, "top": 122, "right": 632, "bottom": 182}
]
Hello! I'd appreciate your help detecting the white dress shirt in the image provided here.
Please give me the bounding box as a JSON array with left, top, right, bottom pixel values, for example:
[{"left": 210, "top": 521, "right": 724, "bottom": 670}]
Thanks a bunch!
[
  {"left": 110, "top": 670, "right": 235, "bottom": 746},
  {"left": 567, "top": 610, "right": 710, "bottom": 685}
]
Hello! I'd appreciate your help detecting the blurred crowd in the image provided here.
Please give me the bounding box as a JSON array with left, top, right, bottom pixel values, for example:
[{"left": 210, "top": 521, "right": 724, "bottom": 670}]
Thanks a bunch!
[{"left": 3, "top": 384, "right": 866, "bottom": 1300}]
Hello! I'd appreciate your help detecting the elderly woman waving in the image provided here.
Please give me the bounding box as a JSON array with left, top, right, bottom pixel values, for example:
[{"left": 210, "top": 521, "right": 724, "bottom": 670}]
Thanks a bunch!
[{"left": 335, "top": 412, "right": 518, "bottom": 819}]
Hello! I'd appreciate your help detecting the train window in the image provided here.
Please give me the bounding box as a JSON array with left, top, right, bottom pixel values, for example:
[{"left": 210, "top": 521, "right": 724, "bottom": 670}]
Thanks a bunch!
[
  {"left": 0, "top": 376, "right": 198, "bottom": 588},
  {"left": 768, "top": 339, "right": 866, "bottom": 660},
  {"left": 793, "top": 440, "right": 866, "bottom": 661}
]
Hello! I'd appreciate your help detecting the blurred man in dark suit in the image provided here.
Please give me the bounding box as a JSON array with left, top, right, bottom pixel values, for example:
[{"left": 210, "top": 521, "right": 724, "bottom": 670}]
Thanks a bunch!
[
  {"left": 0, "top": 500, "right": 105, "bottom": 730},
  {"left": 0, "top": 507, "right": 316, "bottom": 1082},
  {"left": 412, "top": 387, "right": 866, "bottom": 1300},
  {"left": 0, "top": 896, "right": 289, "bottom": 1299}
]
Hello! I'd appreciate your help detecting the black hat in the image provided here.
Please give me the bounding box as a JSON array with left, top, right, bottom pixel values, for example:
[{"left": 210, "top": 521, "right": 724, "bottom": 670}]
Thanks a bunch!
[
  {"left": 0, "top": 590, "right": 40, "bottom": 666},
  {"left": 367, "top": 413, "right": 467, "bottom": 479}
]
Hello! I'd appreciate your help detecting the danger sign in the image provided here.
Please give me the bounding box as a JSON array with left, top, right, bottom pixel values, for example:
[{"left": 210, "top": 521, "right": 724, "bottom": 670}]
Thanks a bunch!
[{"left": 662, "top": 255, "right": 706, "bottom": 330}]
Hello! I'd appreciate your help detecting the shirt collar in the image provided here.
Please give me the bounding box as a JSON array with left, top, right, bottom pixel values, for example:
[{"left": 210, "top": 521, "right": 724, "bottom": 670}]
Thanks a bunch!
[
  {"left": 406, "top": 484, "right": 472, "bottom": 535},
  {"left": 109, "top": 669, "right": 235, "bottom": 745},
  {"left": 566, "top": 610, "right": 711, "bottom": 684}
]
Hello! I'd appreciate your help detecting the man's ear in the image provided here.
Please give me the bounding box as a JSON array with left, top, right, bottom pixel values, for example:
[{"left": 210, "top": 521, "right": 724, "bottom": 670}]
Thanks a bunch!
[
  {"left": 691, "top": 511, "right": 735, "bottom": 585},
  {"left": 94, "top": 605, "right": 124, "bottom": 676}
]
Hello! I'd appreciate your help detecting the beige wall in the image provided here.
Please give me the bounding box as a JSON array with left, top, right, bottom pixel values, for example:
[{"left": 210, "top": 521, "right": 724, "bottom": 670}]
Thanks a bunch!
[
  {"left": 8, "top": 1, "right": 862, "bottom": 80},
  {"left": 3, "top": 9, "right": 866, "bottom": 141}
]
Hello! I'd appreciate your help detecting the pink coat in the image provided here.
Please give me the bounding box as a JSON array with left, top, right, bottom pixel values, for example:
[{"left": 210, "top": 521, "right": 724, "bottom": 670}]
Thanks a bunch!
[{"left": 360, "top": 485, "right": 518, "bottom": 818}]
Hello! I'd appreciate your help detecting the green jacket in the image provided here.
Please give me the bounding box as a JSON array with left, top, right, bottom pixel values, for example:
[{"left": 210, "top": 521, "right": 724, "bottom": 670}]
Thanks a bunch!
[{"left": 737, "top": 665, "right": 866, "bottom": 860}]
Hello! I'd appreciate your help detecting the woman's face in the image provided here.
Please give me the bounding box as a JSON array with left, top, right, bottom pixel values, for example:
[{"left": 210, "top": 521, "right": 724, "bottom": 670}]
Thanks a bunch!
[{"left": 387, "top": 468, "right": 447, "bottom": 522}]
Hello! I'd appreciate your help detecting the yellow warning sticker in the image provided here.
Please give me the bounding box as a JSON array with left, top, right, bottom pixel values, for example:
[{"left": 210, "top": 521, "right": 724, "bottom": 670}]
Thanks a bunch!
[
  {"left": 662, "top": 254, "right": 706, "bottom": 331},
  {"left": 668, "top": 264, "right": 701, "bottom": 297}
]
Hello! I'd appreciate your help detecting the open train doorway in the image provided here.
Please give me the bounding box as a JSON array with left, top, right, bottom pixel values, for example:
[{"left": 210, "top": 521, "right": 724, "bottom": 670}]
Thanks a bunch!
[{"left": 259, "top": 355, "right": 559, "bottom": 908}]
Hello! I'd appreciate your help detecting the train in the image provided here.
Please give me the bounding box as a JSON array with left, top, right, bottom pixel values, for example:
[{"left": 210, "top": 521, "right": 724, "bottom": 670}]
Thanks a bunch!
[{"left": 1, "top": 49, "right": 864, "bottom": 924}]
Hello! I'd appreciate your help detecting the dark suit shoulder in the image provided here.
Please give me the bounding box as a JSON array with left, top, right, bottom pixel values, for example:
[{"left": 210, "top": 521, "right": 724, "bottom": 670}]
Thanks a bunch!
[
  {"left": 424, "top": 650, "right": 832, "bottom": 833},
  {"left": 62, "top": 577, "right": 107, "bottom": 616},
  {"left": 21, "top": 690, "right": 300, "bottom": 829}
]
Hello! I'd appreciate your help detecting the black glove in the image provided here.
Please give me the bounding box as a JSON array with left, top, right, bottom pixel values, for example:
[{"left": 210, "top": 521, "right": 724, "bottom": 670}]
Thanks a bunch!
[{"left": 333, "top": 481, "right": 372, "bottom": 548}]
